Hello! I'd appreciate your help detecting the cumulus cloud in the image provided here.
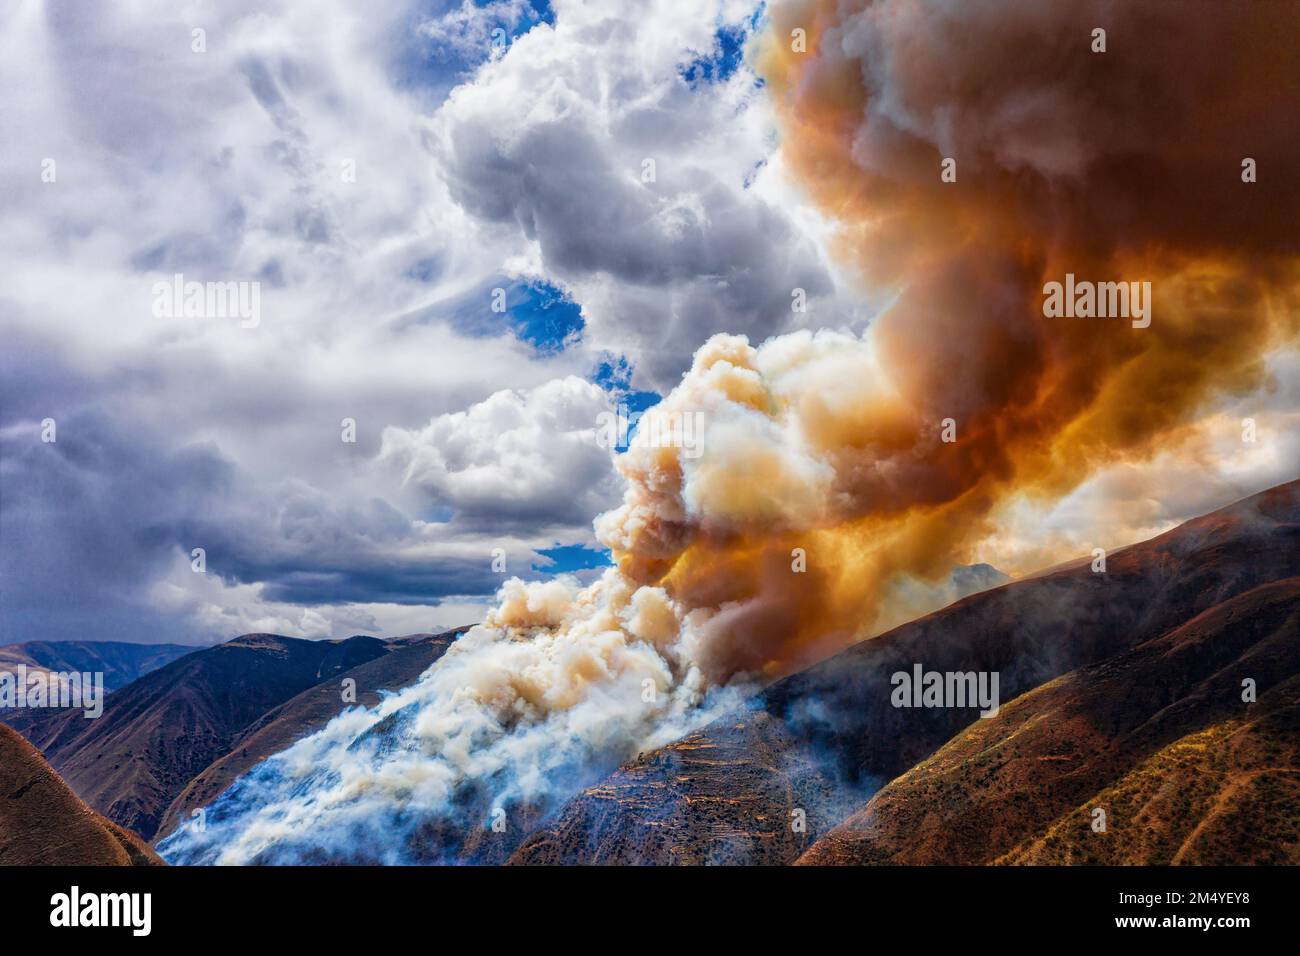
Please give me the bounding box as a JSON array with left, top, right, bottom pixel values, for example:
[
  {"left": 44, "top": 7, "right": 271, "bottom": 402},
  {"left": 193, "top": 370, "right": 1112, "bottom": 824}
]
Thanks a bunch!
[
  {"left": 380, "top": 375, "right": 621, "bottom": 533},
  {"left": 418, "top": 0, "right": 547, "bottom": 63},
  {"left": 433, "top": 0, "right": 852, "bottom": 387}
]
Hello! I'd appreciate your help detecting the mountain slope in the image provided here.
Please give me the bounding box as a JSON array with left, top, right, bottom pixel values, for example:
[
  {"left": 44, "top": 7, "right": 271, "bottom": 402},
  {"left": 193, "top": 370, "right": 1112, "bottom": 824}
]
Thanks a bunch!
[
  {"left": 0, "top": 640, "right": 197, "bottom": 693},
  {"left": 8, "top": 633, "right": 391, "bottom": 841},
  {"left": 508, "top": 479, "right": 1300, "bottom": 865},
  {"left": 797, "top": 577, "right": 1300, "bottom": 864},
  {"left": 1000, "top": 678, "right": 1300, "bottom": 865},
  {"left": 0, "top": 641, "right": 199, "bottom": 735},
  {"left": 155, "top": 629, "right": 466, "bottom": 841},
  {"left": 0, "top": 723, "right": 162, "bottom": 866}
]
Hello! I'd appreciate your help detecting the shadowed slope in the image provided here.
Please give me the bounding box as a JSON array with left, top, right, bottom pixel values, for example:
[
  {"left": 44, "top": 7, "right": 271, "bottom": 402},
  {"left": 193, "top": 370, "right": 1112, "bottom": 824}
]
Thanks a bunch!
[
  {"left": 155, "top": 628, "right": 466, "bottom": 841},
  {"left": 9, "top": 634, "right": 391, "bottom": 840}
]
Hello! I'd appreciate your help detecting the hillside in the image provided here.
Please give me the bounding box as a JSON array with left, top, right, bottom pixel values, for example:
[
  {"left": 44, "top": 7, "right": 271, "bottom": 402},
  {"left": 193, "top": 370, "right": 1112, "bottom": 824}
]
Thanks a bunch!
[
  {"left": 797, "top": 577, "right": 1300, "bottom": 864},
  {"left": 0, "top": 640, "right": 198, "bottom": 733},
  {"left": 0, "top": 723, "right": 162, "bottom": 866},
  {"left": 8, "top": 633, "right": 391, "bottom": 840},
  {"left": 508, "top": 480, "right": 1300, "bottom": 865},
  {"left": 1000, "top": 679, "right": 1300, "bottom": 865},
  {"left": 155, "top": 628, "right": 466, "bottom": 840}
]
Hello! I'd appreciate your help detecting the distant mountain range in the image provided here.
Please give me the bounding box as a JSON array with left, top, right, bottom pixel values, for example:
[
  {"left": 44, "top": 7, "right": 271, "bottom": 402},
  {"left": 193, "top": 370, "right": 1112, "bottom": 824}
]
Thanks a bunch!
[
  {"left": 0, "top": 640, "right": 196, "bottom": 694},
  {"left": 1, "top": 480, "right": 1296, "bottom": 866}
]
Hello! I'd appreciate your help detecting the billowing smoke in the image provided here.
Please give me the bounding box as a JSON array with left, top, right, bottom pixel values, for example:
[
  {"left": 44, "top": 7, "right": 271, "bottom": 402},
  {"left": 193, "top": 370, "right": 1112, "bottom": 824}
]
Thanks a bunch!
[
  {"left": 158, "top": 598, "right": 746, "bottom": 863},
  {"left": 161, "top": 0, "right": 1300, "bottom": 863},
  {"left": 747, "top": 0, "right": 1300, "bottom": 574}
]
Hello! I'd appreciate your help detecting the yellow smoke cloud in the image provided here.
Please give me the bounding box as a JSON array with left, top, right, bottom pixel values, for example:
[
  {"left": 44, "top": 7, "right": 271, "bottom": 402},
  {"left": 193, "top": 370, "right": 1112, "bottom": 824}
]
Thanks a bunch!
[{"left": 494, "top": 0, "right": 1300, "bottom": 689}]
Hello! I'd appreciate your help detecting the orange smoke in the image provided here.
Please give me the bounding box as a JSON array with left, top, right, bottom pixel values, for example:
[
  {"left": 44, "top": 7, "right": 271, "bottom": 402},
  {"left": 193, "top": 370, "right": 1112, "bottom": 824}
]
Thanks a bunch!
[
  {"left": 648, "top": 0, "right": 1299, "bottom": 669},
  {"left": 632, "top": 0, "right": 1300, "bottom": 677},
  {"left": 489, "top": 1, "right": 1300, "bottom": 691}
]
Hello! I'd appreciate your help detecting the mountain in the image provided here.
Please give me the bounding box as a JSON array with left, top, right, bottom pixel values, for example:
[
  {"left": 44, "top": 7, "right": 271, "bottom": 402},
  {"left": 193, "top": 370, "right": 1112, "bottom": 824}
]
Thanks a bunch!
[
  {"left": 154, "top": 629, "right": 466, "bottom": 841},
  {"left": 0, "top": 641, "right": 197, "bottom": 734},
  {"left": 508, "top": 479, "right": 1300, "bottom": 865},
  {"left": 798, "top": 577, "right": 1300, "bottom": 864},
  {"left": 0, "top": 640, "right": 198, "bottom": 736},
  {"left": 9, "top": 633, "right": 393, "bottom": 841},
  {"left": 0, "top": 723, "right": 161, "bottom": 866}
]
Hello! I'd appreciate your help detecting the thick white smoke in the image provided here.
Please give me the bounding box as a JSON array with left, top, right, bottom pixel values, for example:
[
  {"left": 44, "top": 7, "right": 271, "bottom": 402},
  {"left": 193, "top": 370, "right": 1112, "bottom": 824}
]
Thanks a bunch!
[
  {"left": 159, "top": 588, "right": 743, "bottom": 863},
  {"left": 158, "top": 327, "right": 1006, "bottom": 864},
  {"left": 155, "top": 331, "right": 798, "bottom": 862}
]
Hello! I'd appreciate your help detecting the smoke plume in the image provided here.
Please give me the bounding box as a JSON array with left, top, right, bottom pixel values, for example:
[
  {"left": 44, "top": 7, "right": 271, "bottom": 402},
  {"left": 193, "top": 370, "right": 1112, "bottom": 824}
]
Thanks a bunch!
[{"left": 160, "top": 0, "right": 1300, "bottom": 863}]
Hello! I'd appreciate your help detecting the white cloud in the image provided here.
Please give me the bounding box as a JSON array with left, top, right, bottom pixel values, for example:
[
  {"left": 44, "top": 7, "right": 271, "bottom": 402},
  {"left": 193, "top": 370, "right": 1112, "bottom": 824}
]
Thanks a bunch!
[
  {"left": 0, "top": 0, "right": 867, "bottom": 643},
  {"left": 418, "top": 0, "right": 542, "bottom": 62},
  {"left": 381, "top": 375, "right": 621, "bottom": 532},
  {"left": 433, "top": 0, "right": 856, "bottom": 387}
]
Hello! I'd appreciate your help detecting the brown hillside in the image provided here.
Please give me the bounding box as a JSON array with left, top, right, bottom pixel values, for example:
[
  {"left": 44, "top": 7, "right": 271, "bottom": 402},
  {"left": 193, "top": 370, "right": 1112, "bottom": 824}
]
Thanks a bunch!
[
  {"left": 0, "top": 723, "right": 161, "bottom": 866},
  {"left": 999, "top": 679, "right": 1300, "bottom": 865},
  {"left": 797, "top": 577, "right": 1300, "bottom": 864},
  {"left": 509, "top": 479, "right": 1300, "bottom": 865},
  {"left": 155, "top": 629, "right": 465, "bottom": 841},
  {"left": 9, "top": 633, "right": 391, "bottom": 840}
]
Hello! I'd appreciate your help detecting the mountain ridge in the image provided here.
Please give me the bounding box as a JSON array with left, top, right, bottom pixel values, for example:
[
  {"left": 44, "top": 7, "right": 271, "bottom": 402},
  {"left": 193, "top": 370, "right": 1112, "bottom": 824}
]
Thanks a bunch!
[
  {"left": 797, "top": 575, "right": 1300, "bottom": 864},
  {"left": 155, "top": 628, "right": 468, "bottom": 841},
  {"left": 9, "top": 633, "right": 394, "bottom": 840}
]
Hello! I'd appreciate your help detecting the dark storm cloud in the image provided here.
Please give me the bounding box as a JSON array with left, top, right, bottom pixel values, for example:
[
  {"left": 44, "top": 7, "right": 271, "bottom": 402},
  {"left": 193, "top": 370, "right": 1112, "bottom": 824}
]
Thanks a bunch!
[
  {"left": 0, "top": 399, "right": 507, "bottom": 637},
  {"left": 0, "top": 372, "right": 235, "bottom": 642}
]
